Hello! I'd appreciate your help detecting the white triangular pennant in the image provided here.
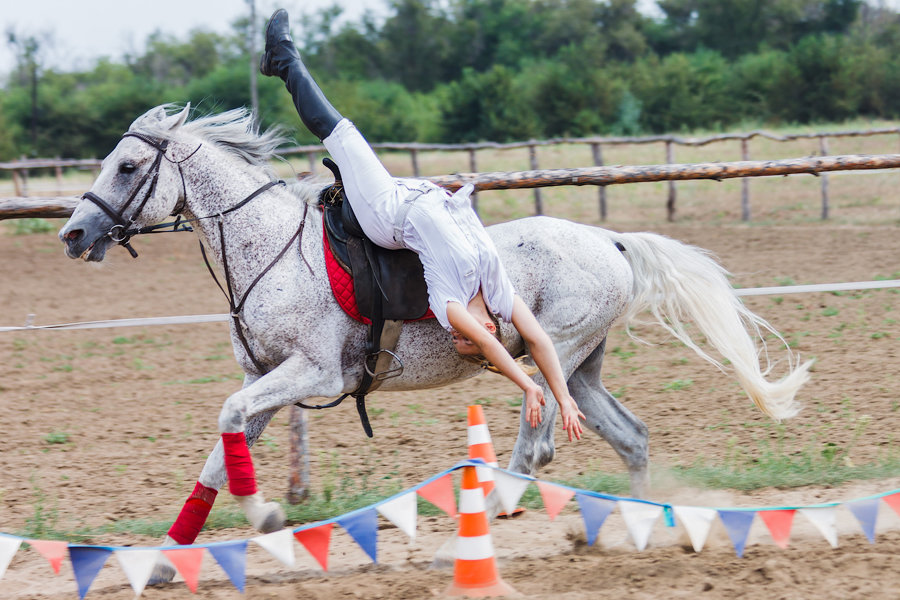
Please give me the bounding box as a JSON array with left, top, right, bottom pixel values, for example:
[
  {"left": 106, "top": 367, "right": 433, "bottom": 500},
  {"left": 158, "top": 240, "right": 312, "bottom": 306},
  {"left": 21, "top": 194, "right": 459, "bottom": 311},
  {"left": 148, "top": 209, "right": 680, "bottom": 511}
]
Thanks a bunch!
[
  {"left": 0, "top": 536, "right": 22, "bottom": 581},
  {"left": 673, "top": 506, "right": 717, "bottom": 552},
  {"left": 799, "top": 507, "right": 838, "bottom": 548},
  {"left": 252, "top": 528, "right": 295, "bottom": 567},
  {"left": 493, "top": 469, "right": 532, "bottom": 516},
  {"left": 114, "top": 548, "right": 161, "bottom": 597},
  {"left": 619, "top": 501, "right": 662, "bottom": 551},
  {"left": 376, "top": 492, "right": 418, "bottom": 541}
]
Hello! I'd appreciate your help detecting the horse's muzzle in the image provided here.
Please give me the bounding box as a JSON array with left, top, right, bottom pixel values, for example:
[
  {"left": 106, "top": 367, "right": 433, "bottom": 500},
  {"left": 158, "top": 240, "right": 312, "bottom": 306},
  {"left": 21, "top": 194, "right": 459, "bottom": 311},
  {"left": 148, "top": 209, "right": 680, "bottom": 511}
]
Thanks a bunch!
[{"left": 59, "top": 211, "right": 113, "bottom": 262}]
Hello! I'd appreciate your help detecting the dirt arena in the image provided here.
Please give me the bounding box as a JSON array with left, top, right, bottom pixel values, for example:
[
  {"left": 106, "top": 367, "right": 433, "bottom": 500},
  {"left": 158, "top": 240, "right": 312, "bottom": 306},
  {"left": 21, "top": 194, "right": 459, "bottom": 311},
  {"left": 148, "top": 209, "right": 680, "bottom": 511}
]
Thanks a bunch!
[{"left": 2, "top": 212, "right": 900, "bottom": 598}]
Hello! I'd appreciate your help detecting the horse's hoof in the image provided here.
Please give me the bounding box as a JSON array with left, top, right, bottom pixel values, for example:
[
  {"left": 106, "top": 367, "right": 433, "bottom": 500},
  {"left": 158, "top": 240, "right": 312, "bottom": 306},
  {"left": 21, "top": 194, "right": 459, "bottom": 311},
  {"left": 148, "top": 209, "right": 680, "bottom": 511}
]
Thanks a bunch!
[
  {"left": 257, "top": 501, "right": 286, "bottom": 534},
  {"left": 430, "top": 536, "right": 456, "bottom": 569},
  {"left": 146, "top": 562, "right": 176, "bottom": 586}
]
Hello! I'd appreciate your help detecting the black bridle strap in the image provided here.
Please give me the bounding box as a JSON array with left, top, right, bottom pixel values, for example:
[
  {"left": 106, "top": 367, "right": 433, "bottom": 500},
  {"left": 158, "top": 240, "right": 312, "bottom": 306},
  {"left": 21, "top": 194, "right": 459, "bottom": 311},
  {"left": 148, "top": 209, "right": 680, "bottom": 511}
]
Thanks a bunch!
[{"left": 199, "top": 201, "right": 310, "bottom": 375}]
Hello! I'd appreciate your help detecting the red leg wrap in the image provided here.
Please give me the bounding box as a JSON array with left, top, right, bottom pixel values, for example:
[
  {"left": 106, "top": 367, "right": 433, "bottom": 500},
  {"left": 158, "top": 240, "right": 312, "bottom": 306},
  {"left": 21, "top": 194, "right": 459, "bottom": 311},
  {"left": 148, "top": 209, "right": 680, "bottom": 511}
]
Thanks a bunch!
[
  {"left": 222, "top": 431, "right": 258, "bottom": 496},
  {"left": 167, "top": 482, "right": 218, "bottom": 545}
]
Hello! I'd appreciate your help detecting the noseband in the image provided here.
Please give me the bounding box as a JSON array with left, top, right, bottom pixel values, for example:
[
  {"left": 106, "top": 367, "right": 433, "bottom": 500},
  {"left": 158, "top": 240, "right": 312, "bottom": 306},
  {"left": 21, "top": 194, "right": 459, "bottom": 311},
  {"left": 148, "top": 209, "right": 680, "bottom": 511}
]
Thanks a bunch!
[{"left": 81, "top": 132, "right": 199, "bottom": 258}]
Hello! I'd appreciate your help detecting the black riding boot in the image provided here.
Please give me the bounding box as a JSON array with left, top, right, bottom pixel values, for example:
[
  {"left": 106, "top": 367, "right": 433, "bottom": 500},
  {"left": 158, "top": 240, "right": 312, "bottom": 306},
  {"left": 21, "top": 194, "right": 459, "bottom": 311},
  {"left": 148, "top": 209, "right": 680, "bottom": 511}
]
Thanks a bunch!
[{"left": 260, "top": 9, "right": 342, "bottom": 141}]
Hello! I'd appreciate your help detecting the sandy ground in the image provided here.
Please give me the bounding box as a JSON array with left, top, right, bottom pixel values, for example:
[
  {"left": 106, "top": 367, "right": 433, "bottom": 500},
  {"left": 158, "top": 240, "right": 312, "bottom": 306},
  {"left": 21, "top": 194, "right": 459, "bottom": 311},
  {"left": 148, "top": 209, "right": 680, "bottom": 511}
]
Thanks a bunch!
[{"left": 2, "top": 217, "right": 899, "bottom": 599}]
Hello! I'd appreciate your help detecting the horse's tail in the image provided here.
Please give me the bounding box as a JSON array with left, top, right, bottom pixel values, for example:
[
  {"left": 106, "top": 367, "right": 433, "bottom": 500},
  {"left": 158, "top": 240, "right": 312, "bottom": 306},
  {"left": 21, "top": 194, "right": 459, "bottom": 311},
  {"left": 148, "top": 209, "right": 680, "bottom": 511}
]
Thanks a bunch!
[{"left": 610, "top": 231, "right": 812, "bottom": 421}]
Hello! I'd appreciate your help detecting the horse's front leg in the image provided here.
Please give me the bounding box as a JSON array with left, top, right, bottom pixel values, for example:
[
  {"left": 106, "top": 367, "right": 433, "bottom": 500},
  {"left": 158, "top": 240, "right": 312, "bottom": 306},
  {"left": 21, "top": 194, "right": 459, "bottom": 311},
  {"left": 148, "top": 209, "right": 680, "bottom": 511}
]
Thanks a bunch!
[{"left": 213, "top": 357, "right": 342, "bottom": 532}]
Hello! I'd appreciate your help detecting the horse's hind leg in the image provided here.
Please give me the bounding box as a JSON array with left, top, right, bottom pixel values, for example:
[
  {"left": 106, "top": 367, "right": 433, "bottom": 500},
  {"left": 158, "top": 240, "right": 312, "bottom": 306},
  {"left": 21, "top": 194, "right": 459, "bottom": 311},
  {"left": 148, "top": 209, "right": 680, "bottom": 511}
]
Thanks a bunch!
[{"left": 570, "top": 339, "right": 650, "bottom": 497}]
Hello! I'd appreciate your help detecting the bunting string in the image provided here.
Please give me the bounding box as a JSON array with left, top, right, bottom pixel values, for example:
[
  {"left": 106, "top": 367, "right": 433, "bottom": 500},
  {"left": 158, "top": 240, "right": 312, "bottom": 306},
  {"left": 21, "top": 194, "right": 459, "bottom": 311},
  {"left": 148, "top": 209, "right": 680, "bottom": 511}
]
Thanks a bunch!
[{"left": 2, "top": 460, "right": 899, "bottom": 597}]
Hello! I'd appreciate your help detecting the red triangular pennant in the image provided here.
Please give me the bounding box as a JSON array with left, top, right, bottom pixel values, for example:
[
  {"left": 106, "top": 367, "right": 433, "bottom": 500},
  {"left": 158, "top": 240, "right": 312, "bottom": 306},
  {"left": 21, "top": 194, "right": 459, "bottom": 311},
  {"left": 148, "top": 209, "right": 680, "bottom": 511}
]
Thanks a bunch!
[
  {"left": 536, "top": 481, "right": 576, "bottom": 521},
  {"left": 882, "top": 493, "right": 900, "bottom": 519},
  {"left": 27, "top": 539, "right": 68, "bottom": 574},
  {"left": 417, "top": 474, "right": 457, "bottom": 518},
  {"left": 759, "top": 509, "right": 795, "bottom": 549},
  {"left": 163, "top": 547, "right": 204, "bottom": 593},
  {"left": 294, "top": 523, "right": 333, "bottom": 571}
]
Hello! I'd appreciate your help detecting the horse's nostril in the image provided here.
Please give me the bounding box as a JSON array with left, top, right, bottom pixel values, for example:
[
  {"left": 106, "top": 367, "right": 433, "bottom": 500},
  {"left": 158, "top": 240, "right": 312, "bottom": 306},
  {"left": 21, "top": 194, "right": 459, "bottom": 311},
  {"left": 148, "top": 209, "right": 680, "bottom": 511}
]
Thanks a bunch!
[{"left": 65, "top": 229, "right": 82, "bottom": 242}]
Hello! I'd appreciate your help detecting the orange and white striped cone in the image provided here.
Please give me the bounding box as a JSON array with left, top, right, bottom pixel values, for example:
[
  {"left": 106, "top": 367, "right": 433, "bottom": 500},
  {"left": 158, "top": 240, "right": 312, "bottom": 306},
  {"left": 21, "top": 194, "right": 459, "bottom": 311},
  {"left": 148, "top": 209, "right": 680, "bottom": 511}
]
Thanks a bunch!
[
  {"left": 468, "top": 405, "right": 524, "bottom": 519},
  {"left": 467, "top": 405, "right": 498, "bottom": 498},
  {"left": 445, "top": 465, "right": 517, "bottom": 597}
]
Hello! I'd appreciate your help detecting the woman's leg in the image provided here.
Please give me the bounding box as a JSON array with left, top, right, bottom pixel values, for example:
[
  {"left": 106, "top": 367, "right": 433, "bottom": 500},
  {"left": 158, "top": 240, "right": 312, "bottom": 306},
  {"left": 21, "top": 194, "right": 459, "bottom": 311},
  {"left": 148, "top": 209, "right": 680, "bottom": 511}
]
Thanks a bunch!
[{"left": 260, "top": 9, "right": 341, "bottom": 141}]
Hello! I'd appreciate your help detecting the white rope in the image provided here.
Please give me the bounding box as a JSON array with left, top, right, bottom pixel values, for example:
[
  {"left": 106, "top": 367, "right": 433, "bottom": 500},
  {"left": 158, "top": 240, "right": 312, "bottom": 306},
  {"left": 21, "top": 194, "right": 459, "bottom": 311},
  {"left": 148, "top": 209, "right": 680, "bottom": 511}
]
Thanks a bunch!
[{"left": 3, "top": 280, "right": 899, "bottom": 333}]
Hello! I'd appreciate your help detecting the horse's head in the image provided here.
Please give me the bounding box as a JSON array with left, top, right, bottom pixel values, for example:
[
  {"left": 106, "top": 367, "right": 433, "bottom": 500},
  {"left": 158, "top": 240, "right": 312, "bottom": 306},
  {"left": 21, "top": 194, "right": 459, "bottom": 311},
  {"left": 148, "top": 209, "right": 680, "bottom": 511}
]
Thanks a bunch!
[{"left": 59, "top": 104, "right": 192, "bottom": 261}]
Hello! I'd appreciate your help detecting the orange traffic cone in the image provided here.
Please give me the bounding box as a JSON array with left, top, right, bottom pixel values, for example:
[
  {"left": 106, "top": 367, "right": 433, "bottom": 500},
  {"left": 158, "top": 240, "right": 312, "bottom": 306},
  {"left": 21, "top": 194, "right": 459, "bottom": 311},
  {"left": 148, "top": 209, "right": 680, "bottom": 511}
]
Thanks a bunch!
[
  {"left": 445, "top": 465, "right": 518, "bottom": 597},
  {"left": 468, "top": 405, "right": 524, "bottom": 519},
  {"left": 467, "top": 405, "right": 498, "bottom": 497}
]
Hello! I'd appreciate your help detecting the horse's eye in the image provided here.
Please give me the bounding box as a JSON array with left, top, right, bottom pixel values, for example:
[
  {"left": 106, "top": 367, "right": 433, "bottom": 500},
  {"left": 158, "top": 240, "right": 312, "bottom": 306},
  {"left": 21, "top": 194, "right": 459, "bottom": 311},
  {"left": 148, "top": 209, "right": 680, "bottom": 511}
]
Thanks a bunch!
[{"left": 119, "top": 162, "right": 136, "bottom": 174}]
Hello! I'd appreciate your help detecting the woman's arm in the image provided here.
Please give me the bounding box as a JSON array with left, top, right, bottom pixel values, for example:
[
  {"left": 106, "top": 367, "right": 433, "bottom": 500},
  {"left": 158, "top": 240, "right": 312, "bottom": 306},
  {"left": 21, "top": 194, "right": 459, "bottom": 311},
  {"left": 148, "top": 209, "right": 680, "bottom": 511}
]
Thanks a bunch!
[
  {"left": 445, "top": 301, "right": 546, "bottom": 428},
  {"left": 510, "top": 296, "right": 585, "bottom": 441}
]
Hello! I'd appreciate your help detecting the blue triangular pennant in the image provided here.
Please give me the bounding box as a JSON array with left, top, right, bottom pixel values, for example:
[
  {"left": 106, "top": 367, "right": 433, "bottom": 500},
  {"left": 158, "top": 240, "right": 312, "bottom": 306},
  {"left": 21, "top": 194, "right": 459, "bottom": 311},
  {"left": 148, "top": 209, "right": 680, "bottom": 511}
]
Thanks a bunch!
[
  {"left": 337, "top": 509, "right": 378, "bottom": 563},
  {"left": 847, "top": 498, "right": 879, "bottom": 543},
  {"left": 718, "top": 510, "right": 755, "bottom": 558},
  {"left": 575, "top": 494, "right": 617, "bottom": 546},
  {"left": 69, "top": 546, "right": 111, "bottom": 600},
  {"left": 208, "top": 540, "right": 248, "bottom": 592}
]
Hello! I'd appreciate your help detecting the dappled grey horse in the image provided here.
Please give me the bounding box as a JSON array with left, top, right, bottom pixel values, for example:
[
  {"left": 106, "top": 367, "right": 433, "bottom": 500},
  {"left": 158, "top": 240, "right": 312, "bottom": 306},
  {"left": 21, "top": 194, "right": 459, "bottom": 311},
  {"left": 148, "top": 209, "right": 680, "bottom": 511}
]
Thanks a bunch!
[{"left": 58, "top": 105, "right": 811, "bottom": 572}]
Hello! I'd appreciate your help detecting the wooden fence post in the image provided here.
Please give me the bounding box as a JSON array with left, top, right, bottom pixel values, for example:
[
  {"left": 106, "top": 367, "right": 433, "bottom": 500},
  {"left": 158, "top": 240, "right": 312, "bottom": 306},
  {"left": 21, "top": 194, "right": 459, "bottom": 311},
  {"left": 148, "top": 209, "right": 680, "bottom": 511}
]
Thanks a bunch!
[
  {"left": 286, "top": 405, "right": 310, "bottom": 504},
  {"left": 591, "top": 142, "right": 607, "bottom": 221},
  {"left": 307, "top": 151, "right": 317, "bottom": 175},
  {"left": 55, "top": 158, "right": 64, "bottom": 196},
  {"left": 741, "top": 138, "right": 751, "bottom": 221},
  {"left": 819, "top": 136, "right": 830, "bottom": 220},
  {"left": 528, "top": 142, "right": 542, "bottom": 215},
  {"left": 12, "top": 169, "right": 23, "bottom": 197},
  {"left": 468, "top": 148, "right": 478, "bottom": 215},
  {"left": 665, "top": 141, "right": 676, "bottom": 221},
  {"left": 410, "top": 148, "right": 420, "bottom": 178}
]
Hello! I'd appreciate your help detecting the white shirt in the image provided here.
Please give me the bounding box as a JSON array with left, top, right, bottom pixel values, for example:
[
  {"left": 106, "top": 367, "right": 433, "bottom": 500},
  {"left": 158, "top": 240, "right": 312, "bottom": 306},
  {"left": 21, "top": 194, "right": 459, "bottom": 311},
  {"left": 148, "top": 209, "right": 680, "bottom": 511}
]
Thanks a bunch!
[{"left": 323, "top": 119, "right": 516, "bottom": 330}]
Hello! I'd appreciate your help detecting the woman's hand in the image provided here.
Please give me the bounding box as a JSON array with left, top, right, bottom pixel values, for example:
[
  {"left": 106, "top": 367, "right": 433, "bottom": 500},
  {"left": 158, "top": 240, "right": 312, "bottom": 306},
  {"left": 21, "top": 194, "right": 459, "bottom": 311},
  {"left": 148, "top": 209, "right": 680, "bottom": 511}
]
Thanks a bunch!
[
  {"left": 559, "top": 397, "right": 586, "bottom": 441},
  {"left": 525, "top": 383, "right": 546, "bottom": 428}
]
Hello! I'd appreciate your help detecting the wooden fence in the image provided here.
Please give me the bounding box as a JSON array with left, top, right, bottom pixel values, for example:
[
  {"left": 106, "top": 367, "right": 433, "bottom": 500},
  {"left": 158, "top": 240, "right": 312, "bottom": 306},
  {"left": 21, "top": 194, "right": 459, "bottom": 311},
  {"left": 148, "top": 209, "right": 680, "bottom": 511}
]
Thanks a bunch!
[{"left": 3, "top": 126, "right": 899, "bottom": 221}]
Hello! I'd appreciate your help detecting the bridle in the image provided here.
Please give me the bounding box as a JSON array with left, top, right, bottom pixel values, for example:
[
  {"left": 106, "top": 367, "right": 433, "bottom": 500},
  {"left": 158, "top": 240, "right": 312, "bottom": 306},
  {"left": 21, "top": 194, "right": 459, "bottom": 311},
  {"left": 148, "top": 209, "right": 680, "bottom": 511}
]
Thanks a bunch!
[
  {"left": 83, "top": 130, "right": 311, "bottom": 375},
  {"left": 81, "top": 131, "right": 201, "bottom": 258}
]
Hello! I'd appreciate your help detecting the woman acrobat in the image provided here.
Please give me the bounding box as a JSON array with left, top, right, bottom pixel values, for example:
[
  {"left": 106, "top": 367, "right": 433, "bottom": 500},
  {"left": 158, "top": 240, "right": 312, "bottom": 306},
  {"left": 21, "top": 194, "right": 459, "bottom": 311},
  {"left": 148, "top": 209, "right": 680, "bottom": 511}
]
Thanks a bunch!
[{"left": 260, "top": 9, "right": 585, "bottom": 441}]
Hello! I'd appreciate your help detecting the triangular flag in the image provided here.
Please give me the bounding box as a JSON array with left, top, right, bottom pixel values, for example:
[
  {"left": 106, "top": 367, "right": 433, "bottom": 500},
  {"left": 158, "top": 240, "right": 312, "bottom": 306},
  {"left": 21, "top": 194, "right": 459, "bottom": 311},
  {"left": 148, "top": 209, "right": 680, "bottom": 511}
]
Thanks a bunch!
[
  {"left": 758, "top": 509, "right": 795, "bottom": 549},
  {"left": 717, "top": 510, "right": 755, "bottom": 557},
  {"left": 28, "top": 539, "right": 68, "bottom": 574},
  {"left": 376, "top": 492, "right": 418, "bottom": 541},
  {"left": 493, "top": 470, "right": 532, "bottom": 517},
  {"left": 575, "top": 494, "right": 617, "bottom": 546},
  {"left": 252, "top": 529, "right": 295, "bottom": 567},
  {"left": 673, "top": 506, "right": 717, "bottom": 552},
  {"left": 207, "top": 541, "right": 248, "bottom": 593},
  {"left": 882, "top": 492, "right": 900, "bottom": 519},
  {"left": 338, "top": 509, "right": 378, "bottom": 563},
  {"left": 0, "top": 536, "right": 22, "bottom": 581},
  {"left": 294, "top": 523, "right": 333, "bottom": 571},
  {"left": 163, "top": 547, "right": 204, "bottom": 593},
  {"left": 417, "top": 474, "right": 457, "bottom": 518},
  {"left": 536, "top": 481, "right": 575, "bottom": 521},
  {"left": 114, "top": 548, "right": 160, "bottom": 597},
  {"left": 799, "top": 507, "right": 838, "bottom": 548},
  {"left": 69, "top": 546, "right": 111, "bottom": 600},
  {"left": 847, "top": 498, "right": 880, "bottom": 544},
  {"left": 619, "top": 501, "right": 662, "bottom": 551}
]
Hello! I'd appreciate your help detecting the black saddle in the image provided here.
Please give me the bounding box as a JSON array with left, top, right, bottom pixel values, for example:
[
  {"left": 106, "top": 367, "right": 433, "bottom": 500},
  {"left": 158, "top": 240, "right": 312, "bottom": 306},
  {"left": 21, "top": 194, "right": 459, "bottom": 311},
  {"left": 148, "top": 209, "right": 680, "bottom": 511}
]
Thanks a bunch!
[{"left": 311, "top": 157, "right": 431, "bottom": 437}]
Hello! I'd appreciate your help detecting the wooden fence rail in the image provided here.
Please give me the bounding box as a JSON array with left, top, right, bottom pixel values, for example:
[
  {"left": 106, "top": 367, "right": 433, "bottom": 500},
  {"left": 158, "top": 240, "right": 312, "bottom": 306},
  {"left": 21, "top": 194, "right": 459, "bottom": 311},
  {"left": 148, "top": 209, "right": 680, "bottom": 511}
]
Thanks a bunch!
[
  {"left": 3, "top": 126, "right": 899, "bottom": 220},
  {"left": 4, "top": 153, "right": 898, "bottom": 222}
]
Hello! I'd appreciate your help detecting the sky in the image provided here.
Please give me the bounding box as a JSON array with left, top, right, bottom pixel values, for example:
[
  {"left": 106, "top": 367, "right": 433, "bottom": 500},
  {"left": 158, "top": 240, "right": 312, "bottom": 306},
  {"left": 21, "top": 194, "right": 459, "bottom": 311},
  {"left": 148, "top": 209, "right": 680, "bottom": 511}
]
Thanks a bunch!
[{"left": 0, "top": 0, "right": 387, "bottom": 76}]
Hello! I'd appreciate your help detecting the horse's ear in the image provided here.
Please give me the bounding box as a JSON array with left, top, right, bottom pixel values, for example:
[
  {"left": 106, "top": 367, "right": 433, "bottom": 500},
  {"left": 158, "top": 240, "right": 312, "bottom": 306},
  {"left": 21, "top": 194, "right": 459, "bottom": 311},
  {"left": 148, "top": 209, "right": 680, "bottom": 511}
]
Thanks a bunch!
[
  {"left": 161, "top": 103, "right": 191, "bottom": 132},
  {"left": 129, "top": 105, "right": 168, "bottom": 130}
]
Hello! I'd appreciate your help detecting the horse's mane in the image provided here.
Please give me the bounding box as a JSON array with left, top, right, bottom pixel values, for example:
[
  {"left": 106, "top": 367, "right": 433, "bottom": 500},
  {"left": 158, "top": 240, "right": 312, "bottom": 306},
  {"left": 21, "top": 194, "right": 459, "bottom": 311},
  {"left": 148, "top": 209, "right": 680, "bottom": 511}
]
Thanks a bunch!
[{"left": 133, "top": 104, "right": 290, "bottom": 172}]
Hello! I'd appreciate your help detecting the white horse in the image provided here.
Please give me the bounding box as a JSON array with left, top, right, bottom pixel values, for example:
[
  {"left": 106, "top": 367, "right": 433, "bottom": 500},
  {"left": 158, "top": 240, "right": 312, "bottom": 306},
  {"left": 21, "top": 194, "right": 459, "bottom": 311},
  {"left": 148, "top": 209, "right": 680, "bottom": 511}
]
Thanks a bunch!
[{"left": 58, "top": 104, "right": 811, "bottom": 553}]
